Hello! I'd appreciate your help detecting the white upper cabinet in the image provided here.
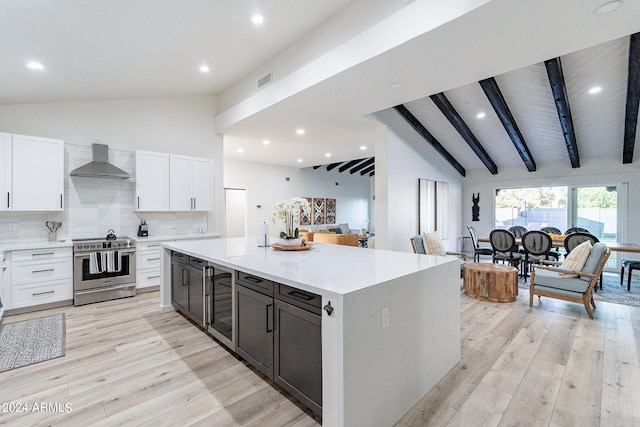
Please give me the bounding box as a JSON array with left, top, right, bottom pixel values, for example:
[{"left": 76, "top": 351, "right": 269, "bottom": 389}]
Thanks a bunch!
[
  {"left": 135, "top": 151, "right": 169, "bottom": 211},
  {"left": 0, "top": 133, "right": 11, "bottom": 211},
  {"left": 169, "top": 155, "right": 213, "bottom": 211},
  {"left": 8, "top": 134, "right": 64, "bottom": 211}
]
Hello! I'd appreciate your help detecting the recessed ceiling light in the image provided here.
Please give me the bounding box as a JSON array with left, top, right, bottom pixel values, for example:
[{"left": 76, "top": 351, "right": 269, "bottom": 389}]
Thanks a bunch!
[
  {"left": 236, "top": 148, "right": 244, "bottom": 153},
  {"left": 297, "top": 158, "right": 303, "bottom": 163},
  {"left": 360, "top": 146, "right": 367, "bottom": 150},
  {"left": 263, "top": 140, "right": 270, "bottom": 145},
  {"left": 296, "top": 129, "right": 305, "bottom": 135},
  {"left": 588, "top": 86, "right": 603, "bottom": 94},
  {"left": 251, "top": 14, "right": 264, "bottom": 25},
  {"left": 594, "top": 1, "right": 623, "bottom": 15},
  {"left": 389, "top": 82, "right": 402, "bottom": 89},
  {"left": 26, "top": 61, "right": 44, "bottom": 70},
  {"left": 199, "top": 65, "right": 210, "bottom": 73},
  {"left": 325, "top": 153, "right": 331, "bottom": 158},
  {"left": 476, "top": 112, "right": 486, "bottom": 119}
]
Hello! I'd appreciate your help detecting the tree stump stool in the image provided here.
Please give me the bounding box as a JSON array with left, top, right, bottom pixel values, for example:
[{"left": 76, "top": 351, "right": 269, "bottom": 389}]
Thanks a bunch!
[{"left": 463, "top": 262, "right": 518, "bottom": 302}]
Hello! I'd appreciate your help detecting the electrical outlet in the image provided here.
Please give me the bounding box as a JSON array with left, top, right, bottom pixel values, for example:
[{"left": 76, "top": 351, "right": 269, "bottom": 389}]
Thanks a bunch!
[
  {"left": 8, "top": 223, "right": 17, "bottom": 232},
  {"left": 382, "top": 307, "right": 390, "bottom": 330}
]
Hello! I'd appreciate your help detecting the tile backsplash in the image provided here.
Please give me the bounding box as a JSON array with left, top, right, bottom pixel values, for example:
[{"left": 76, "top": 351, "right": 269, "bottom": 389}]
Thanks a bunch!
[{"left": 0, "top": 144, "right": 207, "bottom": 242}]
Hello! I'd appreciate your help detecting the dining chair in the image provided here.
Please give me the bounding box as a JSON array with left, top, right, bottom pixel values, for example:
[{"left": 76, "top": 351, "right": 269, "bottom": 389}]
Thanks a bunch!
[
  {"left": 410, "top": 235, "right": 466, "bottom": 277},
  {"left": 489, "top": 229, "right": 522, "bottom": 269},
  {"left": 467, "top": 225, "right": 492, "bottom": 262},
  {"left": 508, "top": 225, "right": 528, "bottom": 238},
  {"left": 564, "top": 227, "right": 590, "bottom": 235},
  {"left": 540, "top": 226, "right": 561, "bottom": 235},
  {"left": 521, "top": 230, "right": 557, "bottom": 280}
]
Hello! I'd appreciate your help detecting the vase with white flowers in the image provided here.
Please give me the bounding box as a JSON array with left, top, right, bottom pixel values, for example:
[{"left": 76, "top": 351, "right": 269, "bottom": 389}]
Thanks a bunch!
[{"left": 272, "top": 197, "right": 311, "bottom": 247}]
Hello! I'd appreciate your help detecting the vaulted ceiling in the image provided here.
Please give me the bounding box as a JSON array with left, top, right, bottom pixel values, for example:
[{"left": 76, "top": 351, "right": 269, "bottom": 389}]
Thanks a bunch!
[{"left": 391, "top": 33, "right": 640, "bottom": 176}]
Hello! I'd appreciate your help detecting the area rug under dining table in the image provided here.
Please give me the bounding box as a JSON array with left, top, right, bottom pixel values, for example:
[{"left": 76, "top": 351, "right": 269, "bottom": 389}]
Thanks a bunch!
[{"left": 0, "top": 314, "right": 66, "bottom": 372}]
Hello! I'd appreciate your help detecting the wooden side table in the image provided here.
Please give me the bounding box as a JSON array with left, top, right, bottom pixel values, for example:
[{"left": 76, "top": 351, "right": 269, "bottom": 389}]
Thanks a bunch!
[{"left": 463, "top": 263, "right": 518, "bottom": 302}]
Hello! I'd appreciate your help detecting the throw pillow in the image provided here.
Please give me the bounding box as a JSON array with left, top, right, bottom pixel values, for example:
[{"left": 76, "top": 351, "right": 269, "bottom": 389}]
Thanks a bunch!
[
  {"left": 327, "top": 227, "right": 342, "bottom": 234},
  {"left": 338, "top": 223, "right": 350, "bottom": 234},
  {"left": 422, "top": 232, "right": 446, "bottom": 256},
  {"left": 560, "top": 241, "right": 592, "bottom": 276}
]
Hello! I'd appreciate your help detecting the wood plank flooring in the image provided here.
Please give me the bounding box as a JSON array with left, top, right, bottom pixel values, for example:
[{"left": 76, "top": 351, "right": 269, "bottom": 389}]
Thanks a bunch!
[{"left": 1, "top": 287, "right": 639, "bottom": 426}]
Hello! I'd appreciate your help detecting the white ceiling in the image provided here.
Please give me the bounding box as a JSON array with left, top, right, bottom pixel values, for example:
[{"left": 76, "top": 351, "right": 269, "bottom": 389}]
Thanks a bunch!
[{"left": 2, "top": 0, "right": 640, "bottom": 172}]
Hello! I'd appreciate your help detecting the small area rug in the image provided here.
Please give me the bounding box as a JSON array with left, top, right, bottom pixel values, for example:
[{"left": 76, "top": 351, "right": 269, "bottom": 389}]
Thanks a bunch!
[
  {"left": 0, "top": 314, "right": 66, "bottom": 372},
  {"left": 520, "top": 273, "right": 640, "bottom": 308}
]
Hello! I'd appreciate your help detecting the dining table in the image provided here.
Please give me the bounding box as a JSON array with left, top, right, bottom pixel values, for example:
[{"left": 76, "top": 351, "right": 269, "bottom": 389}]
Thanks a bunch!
[{"left": 478, "top": 236, "right": 640, "bottom": 253}]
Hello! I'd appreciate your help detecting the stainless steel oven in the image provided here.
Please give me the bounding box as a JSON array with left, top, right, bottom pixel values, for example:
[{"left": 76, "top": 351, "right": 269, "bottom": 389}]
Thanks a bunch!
[
  {"left": 73, "top": 236, "right": 136, "bottom": 305},
  {"left": 206, "top": 264, "right": 235, "bottom": 351}
]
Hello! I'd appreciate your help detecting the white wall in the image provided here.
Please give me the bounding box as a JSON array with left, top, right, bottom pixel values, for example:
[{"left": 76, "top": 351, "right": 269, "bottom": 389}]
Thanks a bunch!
[
  {"left": 462, "top": 156, "right": 640, "bottom": 245},
  {"left": 370, "top": 110, "right": 464, "bottom": 253},
  {"left": 224, "top": 158, "right": 370, "bottom": 238},
  {"left": 0, "top": 95, "right": 223, "bottom": 239}
]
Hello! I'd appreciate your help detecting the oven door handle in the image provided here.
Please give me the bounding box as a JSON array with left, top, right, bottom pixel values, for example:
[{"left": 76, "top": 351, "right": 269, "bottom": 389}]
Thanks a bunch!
[{"left": 74, "top": 249, "right": 136, "bottom": 258}]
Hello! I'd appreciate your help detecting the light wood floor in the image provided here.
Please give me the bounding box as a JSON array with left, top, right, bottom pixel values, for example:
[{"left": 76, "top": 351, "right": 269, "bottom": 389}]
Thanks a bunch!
[{"left": 1, "top": 288, "right": 639, "bottom": 426}]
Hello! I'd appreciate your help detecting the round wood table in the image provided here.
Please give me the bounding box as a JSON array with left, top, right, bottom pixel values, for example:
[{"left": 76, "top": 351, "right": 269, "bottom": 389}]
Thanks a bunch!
[{"left": 463, "top": 262, "right": 518, "bottom": 302}]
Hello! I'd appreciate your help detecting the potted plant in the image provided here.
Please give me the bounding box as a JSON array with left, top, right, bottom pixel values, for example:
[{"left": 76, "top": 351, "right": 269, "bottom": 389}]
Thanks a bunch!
[{"left": 272, "top": 197, "right": 311, "bottom": 247}]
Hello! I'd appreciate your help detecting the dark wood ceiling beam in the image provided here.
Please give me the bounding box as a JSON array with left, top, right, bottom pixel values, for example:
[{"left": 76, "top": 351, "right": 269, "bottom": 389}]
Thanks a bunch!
[
  {"left": 369, "top": 171, "right": 375, "bottom": 177},
  {"left": 393, "top": 104, "right": 466, "bottom": 177},
  {"left": 429, "top": 92, "right": 498, "bottom": 175},
  {"left": 350, "top": 157, "right": 375, "bottom": 174},
  {"left": 326, "top": 162, "right": 343, "bottom": 171},
  {"left": 312, "top": 165, "right": 321, "bottom": 169},
  {"left": 338, "top": 158, "right": 367, "bottom": 173},
  {"left": 360, "top": 165, "right": 375, "bottom": 176},
  {"left": 544, "top": 57, "right": 580, "bottom": 168},
  {"left": 623, "top": 32, "right": 640, "bottom": 164},
  {"left": 479, "top": 77, "right": 537, "bottom": 172}
]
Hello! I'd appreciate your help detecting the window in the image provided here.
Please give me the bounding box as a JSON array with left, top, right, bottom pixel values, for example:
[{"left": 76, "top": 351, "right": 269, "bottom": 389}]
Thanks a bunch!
[{"left": 495, "top": 184, "right": 627, "bottom": 269}]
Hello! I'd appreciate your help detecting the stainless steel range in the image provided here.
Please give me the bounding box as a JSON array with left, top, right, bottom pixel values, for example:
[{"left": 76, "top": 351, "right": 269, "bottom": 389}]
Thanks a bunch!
[{"left": 73, "top": 232, "right": 136, "bottom": 306}]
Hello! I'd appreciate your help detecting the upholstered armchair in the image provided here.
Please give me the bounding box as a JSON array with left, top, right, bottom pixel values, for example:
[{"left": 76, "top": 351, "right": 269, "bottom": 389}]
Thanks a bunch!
[
  {"left": 411, "top": 234, "right": 465, "bottom": 277},
  {"left": 529, "top": 242, "right": 610, "bottom": 319},
  {"left": 312, "top": 232, "right": 359, "bottom": 247}
]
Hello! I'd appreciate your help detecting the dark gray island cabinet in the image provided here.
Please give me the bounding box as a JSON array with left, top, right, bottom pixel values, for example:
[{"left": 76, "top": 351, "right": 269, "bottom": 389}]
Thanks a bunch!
[
  {"left": 236, "top": 272, "right": 322, "bottom": 416},
  {"left": 160, "top": 238, "right": 461, "bottom": 427}
]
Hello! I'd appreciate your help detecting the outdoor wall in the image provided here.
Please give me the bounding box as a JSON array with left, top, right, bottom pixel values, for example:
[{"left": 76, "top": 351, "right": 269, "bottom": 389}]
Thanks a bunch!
[{"left": 223, "top": 158, "right": 370, "bottom": 238}]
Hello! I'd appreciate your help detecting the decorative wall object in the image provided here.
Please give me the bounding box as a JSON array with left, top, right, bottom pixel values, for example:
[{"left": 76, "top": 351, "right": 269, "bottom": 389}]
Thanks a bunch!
[
  {"left": 300, "top": 197, "right": 312, "bottom": 225},
  {"left": 472, "top": 193, "right": 480, "bottom": 221},
  {"left": 326, "top": 198, "right": 336, "bottom": 224},
  {"left": 313, "top": 198, "right": 326, "bottom": 224},
  {"left": 419, "top": 178, "right": 449, "bottom": 239}
]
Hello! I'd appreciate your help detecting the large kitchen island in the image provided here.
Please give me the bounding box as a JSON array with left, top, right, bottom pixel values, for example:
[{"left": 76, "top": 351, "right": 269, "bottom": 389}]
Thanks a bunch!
[{"left": 160, "top": 237, "right": 460, "bottom": 427}]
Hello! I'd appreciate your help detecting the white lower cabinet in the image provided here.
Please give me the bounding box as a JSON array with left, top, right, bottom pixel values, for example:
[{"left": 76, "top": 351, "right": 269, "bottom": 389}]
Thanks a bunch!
[
  {"left": 136, "top": 241, "right": 170, "bottom": 290},
  {"left": 9, "top": 247, "right": 73, "bottom": 310}
]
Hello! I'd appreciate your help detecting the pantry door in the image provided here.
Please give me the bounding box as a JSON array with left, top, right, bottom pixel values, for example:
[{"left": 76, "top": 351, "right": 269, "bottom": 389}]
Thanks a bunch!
[{"left": 225, "top": 188, "right": 246, "bottom": 238}]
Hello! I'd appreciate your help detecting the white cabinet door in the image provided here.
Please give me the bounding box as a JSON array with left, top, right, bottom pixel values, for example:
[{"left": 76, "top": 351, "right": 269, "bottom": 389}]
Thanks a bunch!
[
  {"left": 168, "top": 155, "right": 213, "bottom": 211},
  {"left": 0, "top": 133, "right": 11, "bottom": 212},
  {"left": 192, "top": 158, "right": 213, "bottom": 211},
  {"left": 135, "top": 151, "right": 169, "bottom": 211},
  {"left": 11, "top": 135, "right": 64, "bottom": 211},
  {"left": 169, "top": 155, "right": 193, "bottom": 211}
]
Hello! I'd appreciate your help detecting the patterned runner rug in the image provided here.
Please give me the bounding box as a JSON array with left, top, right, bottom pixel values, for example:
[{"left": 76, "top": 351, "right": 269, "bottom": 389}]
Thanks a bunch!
[{"left": 0, "top": 314, "right": 66, "bottom": 372}]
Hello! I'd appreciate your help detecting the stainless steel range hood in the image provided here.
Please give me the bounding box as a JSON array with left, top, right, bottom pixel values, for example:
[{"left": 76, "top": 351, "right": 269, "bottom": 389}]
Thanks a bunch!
[{"left": 70, "top": 143, "right": 130, "bottom": 179}]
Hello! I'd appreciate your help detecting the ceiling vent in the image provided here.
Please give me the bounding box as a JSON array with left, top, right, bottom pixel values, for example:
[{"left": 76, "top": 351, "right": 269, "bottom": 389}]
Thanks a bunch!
[{"left": 258, "top": 71, "right": 273, "bottom": 88}]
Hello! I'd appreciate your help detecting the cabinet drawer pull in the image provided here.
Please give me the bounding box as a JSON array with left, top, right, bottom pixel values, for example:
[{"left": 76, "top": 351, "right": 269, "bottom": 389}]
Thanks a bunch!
[
  {"left": 266, "top": 304, "right": 273, "bottom": 333},
  {"left": 33, "top": 268, "right": 55, "bottom": 275},
  {"left": 243, "top": 275, "right": 262, "bottom": 284},
  {"left": 33, "top": 290, "right": 54, "bottom": 297},
  {"left": 147, "top": 244, "right": 161, "bottom": 248},
  {"left": 33, "top": 252, "right": 54, "bottom": 258},
  {"left": 147, "top": 257, "right": 161, "bottom": 261},
  {"left": 148, "top": 275, "right": 161, "bottom": 279},
  {"left": 288, "top": 290, "right": 314, "bottom": 301}
]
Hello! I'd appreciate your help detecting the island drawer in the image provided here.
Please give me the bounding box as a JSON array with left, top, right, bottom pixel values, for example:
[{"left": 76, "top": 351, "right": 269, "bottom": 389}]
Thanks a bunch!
[
  {"left": 276, "top": 284, "right": 321, "bottom": 315},
  {"left": 236, "top": 271, "right": 273, "bottom": 296}
]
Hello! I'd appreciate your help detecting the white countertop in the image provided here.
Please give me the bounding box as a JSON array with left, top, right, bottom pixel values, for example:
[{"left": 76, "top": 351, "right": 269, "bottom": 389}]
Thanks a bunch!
[{"left": 162, "top": 237, "right": 454, "bottom": 297}]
